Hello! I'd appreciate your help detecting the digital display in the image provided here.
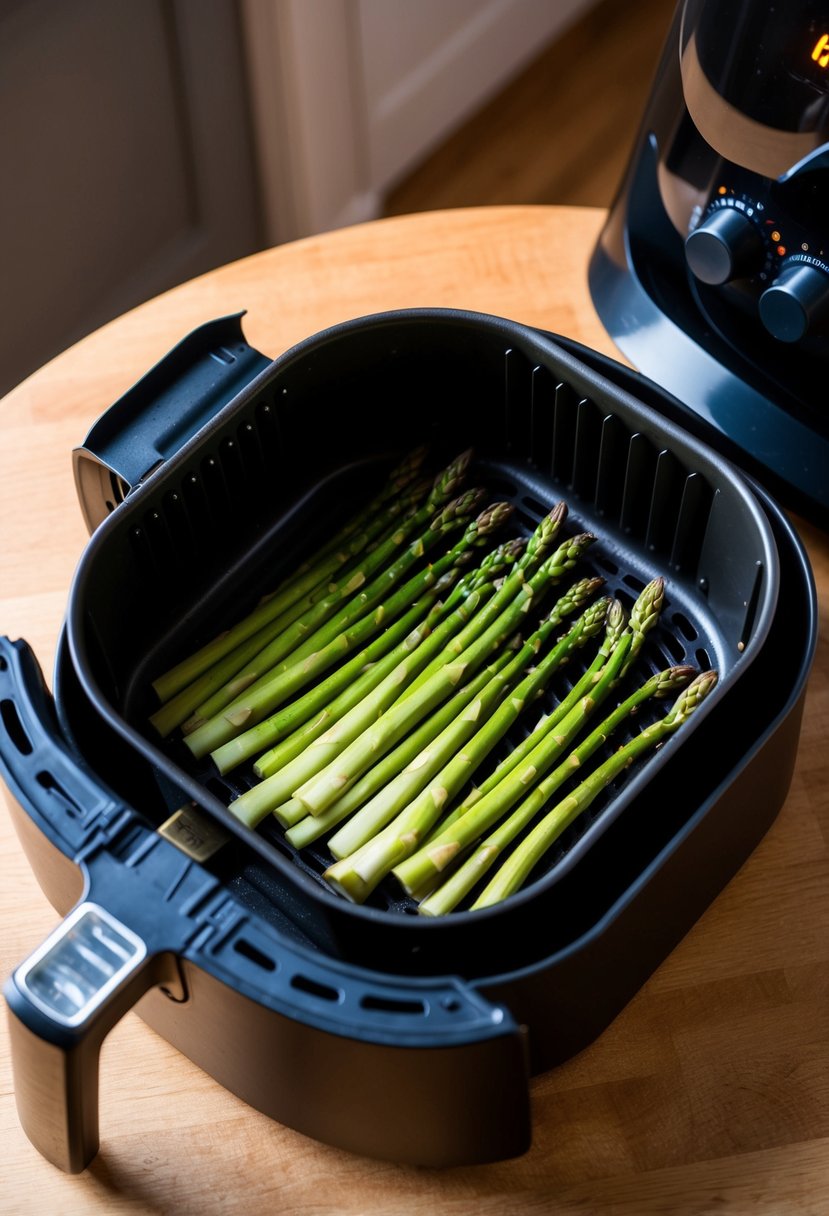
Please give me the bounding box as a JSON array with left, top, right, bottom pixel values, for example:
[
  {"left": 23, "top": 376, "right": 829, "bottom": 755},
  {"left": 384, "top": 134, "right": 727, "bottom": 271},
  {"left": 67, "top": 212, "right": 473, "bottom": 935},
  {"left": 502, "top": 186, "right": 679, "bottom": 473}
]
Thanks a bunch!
[
  {"left": 681, "top": 0, "right": 829, "bottom": 138},
  {"left": 812, "top": 34, "right": 829, "bottom": 67}
]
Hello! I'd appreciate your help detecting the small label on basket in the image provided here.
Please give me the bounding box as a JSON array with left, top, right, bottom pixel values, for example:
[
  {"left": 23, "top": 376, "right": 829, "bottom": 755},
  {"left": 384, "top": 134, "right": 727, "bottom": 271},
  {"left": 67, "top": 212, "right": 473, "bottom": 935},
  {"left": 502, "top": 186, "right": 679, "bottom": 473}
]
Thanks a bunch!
[{"left": 159, "top": 805, "right": 231, "bottom": 862}]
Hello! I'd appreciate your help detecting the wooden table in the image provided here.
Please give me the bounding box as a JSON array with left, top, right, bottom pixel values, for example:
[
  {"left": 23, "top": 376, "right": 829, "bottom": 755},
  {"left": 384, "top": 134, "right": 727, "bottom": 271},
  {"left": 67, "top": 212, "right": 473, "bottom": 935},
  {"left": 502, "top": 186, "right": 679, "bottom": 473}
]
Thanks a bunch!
[{"left": 1, "top": 207, "right": 827, "bottom": 1215}]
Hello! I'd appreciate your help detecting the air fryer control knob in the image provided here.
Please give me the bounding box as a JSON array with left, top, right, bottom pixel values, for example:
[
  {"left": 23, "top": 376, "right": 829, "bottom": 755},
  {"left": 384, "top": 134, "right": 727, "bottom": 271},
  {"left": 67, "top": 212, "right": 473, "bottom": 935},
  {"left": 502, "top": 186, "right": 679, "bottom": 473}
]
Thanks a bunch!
[
  {"left": 758, "top": 257, "right": 829, "bottom": 343},
  {"left": 685, "top": 208, "right": 765, "bottom": 286}
]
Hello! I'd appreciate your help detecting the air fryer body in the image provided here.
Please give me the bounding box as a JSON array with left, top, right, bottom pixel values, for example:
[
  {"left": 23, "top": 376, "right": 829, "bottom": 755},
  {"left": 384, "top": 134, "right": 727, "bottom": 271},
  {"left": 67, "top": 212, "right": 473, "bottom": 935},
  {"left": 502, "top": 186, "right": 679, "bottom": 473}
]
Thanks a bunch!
[{"left": 590, "top": 0, "right": 829, "bottom": 527}]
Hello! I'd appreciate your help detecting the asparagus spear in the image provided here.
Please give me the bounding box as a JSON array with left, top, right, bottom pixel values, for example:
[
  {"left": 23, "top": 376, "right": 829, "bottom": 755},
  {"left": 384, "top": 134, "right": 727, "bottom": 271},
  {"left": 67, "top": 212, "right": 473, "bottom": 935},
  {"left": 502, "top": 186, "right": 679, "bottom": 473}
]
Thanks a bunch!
[
  {"left": 392, "top": 578, "right": 665, "bottom": 896},
  {"left": 294, "top": 445, "right": 429, "bottom": 568},
  {"left": 320, "top": 592, "right": 610, "bottom": 902},
  {"left": 248, "top": 532, "right": 519, "bottom": 783},
  {"left": 226, "top": 579, "right": 497, "bottom": 828},
  {"left": 184, "top": 481, "right": 486, "bottom": 730},
  {"left": 198, "top": 493, "right": 504, "bottom": 764},
  {"left": 420, "top": 597, "right": 627, "bottom": 847},
  {"left": 441, "top": 537, "right": 526, "bottom": 612},
  {"left": 284, "top": 649, "right": 516, "bottom": 848},
  {"left": 148, "top": 474, "right": 436, "bottom": 737},
  {"left": 296, "top": 578, "right": 605, "bottom": 855},
  {"left": 293, "top": 531, "right": 597, "bottom": 818},
  {"left": 471, "top": 670, "right": 718, "bottom": 908},
  {"left": 163, "top": 449, "right": 473, "bottom": 731},
  {"left": 211, "top": 579, "right": 454, "bottom": 776},
  {"left": 419, "top": 663, "right": 695, "bottom": 915},
  {"left": 183, "top": 491, "right": 500, "bottom": 759},
  {"left": 397, "top": 505, "right": 569, "bottom": 702},
  {"left": 151, "top": 446, "right": 430, "bottom": 704},
  {"left": 459, "top": 578, "right": 665, "bottom": 811}
]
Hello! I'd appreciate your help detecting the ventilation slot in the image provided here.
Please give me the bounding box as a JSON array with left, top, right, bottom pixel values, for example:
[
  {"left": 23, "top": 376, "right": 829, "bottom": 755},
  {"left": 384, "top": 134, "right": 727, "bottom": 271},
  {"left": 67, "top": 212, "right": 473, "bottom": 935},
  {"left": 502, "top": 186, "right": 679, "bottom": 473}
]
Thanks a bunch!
[
  {"left": 360, "top": 994, "right": 427, "bottom": 1016},
  {"left": 619, "top": 433, "right": 657, "bottom": 537},
  {"left": 739, "top": 562, "right": 765, "bottom": 652},
  {"left": 571, "top": 397, "right": 603, "bottom": 499},
  {"left": 236, "top": 420, "right": 268, "bottom": 513},
  {"left": 1, "top": 699, "right": 32, "bottom": 755},
  {"left": 659, "top": 631, "right": 687, "bottom": 663},
  {"left": 645, "top": 450, "right": 686, "bottom": 556},
  {"left": 161, "top": 489, "right": 198, "bottom": 577},
  {"left": 670, "top": 473, "right": 713, "bottom": 572},
  {"left": 128, "top": 523, "right": 163, "bottom": 585},
  {"left": 255, "top": 400, "right": 283, "bottom": 464},
  {"left": 671, "top": 611, "right": 698, "bottom": 642},
  {"left": 551, "top": 381, "right": 578, "bottom": 484},
  {"left": 143, "top": 509, "right": 177, "bottom": 581},
  {"left": 36, "top": 771, "right": 81, "bottom": 818},
  {"left": 233, "top": 938, "right": 277, "bottom": 972},
  {"left": 199, "top": 454, "right": 234, "bottom": 546},
  {"left": 529, "top": 364, "right": 555, "bottom": 473},
  {"left": 290, "top": 973, "right": 342, "bottom": 1003},
  {"left": 594, "top": 414, "right": 628, "bottom": 517},
  {"left": 217, "top": 437, "right": 247, "bottom": 522},
  {"left": 504, "top": 348, "right": 534, "bottom": 456},
  {"left": 181, "top": 469, "right": 214, "bottom": 539}
]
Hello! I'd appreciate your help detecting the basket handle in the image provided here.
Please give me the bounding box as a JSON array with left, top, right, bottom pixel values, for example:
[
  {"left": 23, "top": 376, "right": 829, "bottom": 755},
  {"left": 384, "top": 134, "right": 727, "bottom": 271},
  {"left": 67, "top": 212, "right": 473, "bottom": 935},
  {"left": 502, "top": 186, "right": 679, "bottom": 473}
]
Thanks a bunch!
[
  {"left": 72, "top": 313, "right": 271, "bottom": 533},
  {"left": 0, "top": 637, "right": 532, "bottom": 1169},
  {"left": 4, "top": 903, "right": 181, "bottom": 1173},
  {"left": 0, "top": 638, "right": 189, "bottom": 1172}
]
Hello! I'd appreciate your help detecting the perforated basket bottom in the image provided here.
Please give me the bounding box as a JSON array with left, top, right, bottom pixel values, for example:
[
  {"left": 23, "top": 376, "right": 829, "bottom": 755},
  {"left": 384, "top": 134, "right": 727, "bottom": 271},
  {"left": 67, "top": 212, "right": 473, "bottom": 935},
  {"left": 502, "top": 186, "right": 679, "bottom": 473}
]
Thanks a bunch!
[{"left": 163, "top": 457, "right": 725, "bottom": 916}]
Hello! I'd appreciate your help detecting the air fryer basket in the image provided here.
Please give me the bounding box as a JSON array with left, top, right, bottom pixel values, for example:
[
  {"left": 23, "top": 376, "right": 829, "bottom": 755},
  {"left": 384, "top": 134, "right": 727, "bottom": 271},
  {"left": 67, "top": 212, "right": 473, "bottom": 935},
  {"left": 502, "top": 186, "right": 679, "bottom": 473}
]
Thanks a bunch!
[
  {"left": 2, "top": 309, "right": 815, "bottom": 1174},
  {"left": 64, "top": 309, "right": 777, "bottom": 968}
]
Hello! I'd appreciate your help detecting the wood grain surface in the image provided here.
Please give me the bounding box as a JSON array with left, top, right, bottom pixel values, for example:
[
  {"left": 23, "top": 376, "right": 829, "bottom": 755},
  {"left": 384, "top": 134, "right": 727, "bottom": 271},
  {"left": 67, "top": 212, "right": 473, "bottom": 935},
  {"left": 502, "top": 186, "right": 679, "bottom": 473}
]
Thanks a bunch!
[{"left": 0, "top": 207, "right": 827, "bottom": 1215}]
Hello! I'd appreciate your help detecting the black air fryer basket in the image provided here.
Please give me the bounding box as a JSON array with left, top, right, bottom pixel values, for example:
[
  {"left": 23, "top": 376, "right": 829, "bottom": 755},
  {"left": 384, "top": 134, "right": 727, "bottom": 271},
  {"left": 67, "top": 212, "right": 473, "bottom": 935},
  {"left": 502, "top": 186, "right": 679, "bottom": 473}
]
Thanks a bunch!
[{"left": 0, "top": 309, "right": 816, "bottom": 1174}]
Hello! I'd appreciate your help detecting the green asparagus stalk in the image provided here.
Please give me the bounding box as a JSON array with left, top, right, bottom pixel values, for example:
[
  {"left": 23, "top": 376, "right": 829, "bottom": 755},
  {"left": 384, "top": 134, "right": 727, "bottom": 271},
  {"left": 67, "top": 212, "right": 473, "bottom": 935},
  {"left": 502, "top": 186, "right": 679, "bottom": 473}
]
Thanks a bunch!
[
  {"left": 170, "top": 449, "right": 474, "bottom": 729},
  {"left": 183, "top": 491, "right": 500, "bottom": 759},
  {"left": 210, "top": 579, "right": 454, "bottom": 776},
  {"left": 425, "top": 596, "right": 627, "bottom": 849},
  {"left": 251, "top": 593, "right": 467, "bottom": 793},
  {"left": 184, "top": 481, "right": 486, "bottom": 731},
  {"left": 419, "top": 663, "right": 696, "bottom": 915},
  {"left": 460, "top": 578, "right": 665, "bottom": 812},
  {"left": 195, "top": 498, "right": 512, "bottom": 762},
  {"left": 392, "top": 577, "right": 666, "bottom": 896},
  {"left": 226, "top": 580, "right": 497, "bottom": 829},
  {"left": 151, "top": 447, "right": 430, "bottom": 704},
  {"left": 471, "top": 670, "right": 718, "bottom": 908},
  {"left": 284, "top": 649, "right": 516, "bottom": 848},
  {"left": 293, "top": 531, "right": 597, "bottom": 819},
  {"left": 320, "top": 592, "right": 610, "bottom": 902},
  {"left": 294, "top": 445, "right": 429, "bottom": 569},
  {"left": 318, "top": 581, "right": 602, "bottom": 865},
  {"left": 369, "top": 606, "right": 630, "bottom": 901},
  {"left": 302, "top": 578, "right": 606, "bottom": 856},
  {"left": 249, "top": 532, "right": 520, "bottom": 783},
  {"left": 148, "top": 474, "right": 436, "bottom": 737},
  {"left": 442, "top": 537, "right": 526, "bottom": 612},
  {"left": 398, "top": 505, "right": 570, "bottom": 700}
]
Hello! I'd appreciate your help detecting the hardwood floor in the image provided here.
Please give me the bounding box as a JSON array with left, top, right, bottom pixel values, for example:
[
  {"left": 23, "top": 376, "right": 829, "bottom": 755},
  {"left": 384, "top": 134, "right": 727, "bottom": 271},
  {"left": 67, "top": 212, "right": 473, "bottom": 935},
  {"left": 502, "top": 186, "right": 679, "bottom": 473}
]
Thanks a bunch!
[{"left": 383, "top": 0, "right": 677, "bottom": 216}]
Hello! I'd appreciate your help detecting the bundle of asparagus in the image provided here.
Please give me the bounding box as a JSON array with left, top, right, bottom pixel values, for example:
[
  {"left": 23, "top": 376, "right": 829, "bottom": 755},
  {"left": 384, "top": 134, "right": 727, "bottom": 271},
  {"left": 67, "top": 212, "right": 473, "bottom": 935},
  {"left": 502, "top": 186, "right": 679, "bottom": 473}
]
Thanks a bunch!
[{"left": 148, "top": 446, "right": 717, "bottom": 915}]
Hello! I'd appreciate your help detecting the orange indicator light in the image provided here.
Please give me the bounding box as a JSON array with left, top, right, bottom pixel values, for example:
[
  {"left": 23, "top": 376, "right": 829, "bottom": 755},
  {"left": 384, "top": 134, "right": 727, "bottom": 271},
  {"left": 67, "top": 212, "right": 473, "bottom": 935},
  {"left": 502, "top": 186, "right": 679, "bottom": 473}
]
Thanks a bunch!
[
  {"left": 812, "top": 33, "right": 829, "bottom": 67},
  {"left": 717, "top": 185, "right": 727, "bottom": 195},
  {"left": 777, "top": 245, "right": 786, "bottom": 256},
  {"left": 771, "top": 230, "right": 781, "bottom": 242}
]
